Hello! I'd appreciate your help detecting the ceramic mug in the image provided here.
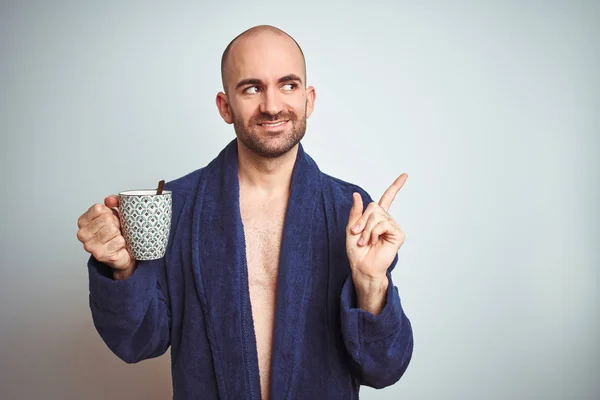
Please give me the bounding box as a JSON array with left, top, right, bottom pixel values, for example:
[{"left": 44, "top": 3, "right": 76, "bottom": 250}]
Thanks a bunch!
[{"left": 112, "top": 190, "right": 172, "bottom": 261}]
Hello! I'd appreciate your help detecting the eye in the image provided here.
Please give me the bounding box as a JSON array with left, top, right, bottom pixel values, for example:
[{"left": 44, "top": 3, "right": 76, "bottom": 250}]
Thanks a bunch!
[
  {"left": 282, "top": 83, "right": 298, "bottom": 91},
  {"left": 243, "top": 86, "right": 261, "bottom": 94}
]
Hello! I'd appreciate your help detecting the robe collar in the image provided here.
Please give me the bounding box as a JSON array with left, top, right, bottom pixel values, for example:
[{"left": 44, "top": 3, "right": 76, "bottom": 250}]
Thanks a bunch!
[{"left": 191, "top": 138, "right": 322, "bottom": 399}]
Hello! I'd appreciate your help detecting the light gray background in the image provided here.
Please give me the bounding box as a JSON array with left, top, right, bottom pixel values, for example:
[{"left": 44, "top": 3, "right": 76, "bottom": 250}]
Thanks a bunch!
[{"left": 1, "top": 1, "right": 598, "bottom": 399}]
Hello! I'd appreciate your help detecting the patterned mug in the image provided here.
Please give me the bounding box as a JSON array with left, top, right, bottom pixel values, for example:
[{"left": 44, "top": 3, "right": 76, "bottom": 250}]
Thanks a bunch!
[{"left": 113, "top": 190, "right": 172, "bottom": 261}]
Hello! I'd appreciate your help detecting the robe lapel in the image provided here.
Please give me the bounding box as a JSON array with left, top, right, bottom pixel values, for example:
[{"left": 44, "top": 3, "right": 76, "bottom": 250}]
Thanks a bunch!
[
  {"left": 269, "top": 144, "right": 322, "bottom": 399},
  {"left": 191, "top": 140, "right": 261, "bottom": 400}
]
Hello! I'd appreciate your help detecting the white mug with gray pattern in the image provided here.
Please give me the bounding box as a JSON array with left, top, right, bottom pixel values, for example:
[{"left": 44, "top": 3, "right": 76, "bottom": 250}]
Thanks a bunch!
[{"left": 112, "top": 190, "right": 172, "bottom": 261}]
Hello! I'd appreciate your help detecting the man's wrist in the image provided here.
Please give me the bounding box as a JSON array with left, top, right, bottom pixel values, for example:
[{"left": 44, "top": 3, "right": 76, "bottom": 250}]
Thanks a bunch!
[
  {"left": 351, "top": 272, "right": 389, "bottom": 316},
  {"left": 112, "top": 260, "right": 137, "bottom": 281}
]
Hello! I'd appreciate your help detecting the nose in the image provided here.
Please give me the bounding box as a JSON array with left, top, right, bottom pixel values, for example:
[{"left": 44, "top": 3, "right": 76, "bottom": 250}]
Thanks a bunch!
[{"left": 259, "top": 87, "right": 284, "bottom": 116}]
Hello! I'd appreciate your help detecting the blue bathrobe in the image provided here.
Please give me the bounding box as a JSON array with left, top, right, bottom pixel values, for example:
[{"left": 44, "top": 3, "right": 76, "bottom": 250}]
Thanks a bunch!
[{"left": 88, "top": 139, "right": 413, "bottom": 399}]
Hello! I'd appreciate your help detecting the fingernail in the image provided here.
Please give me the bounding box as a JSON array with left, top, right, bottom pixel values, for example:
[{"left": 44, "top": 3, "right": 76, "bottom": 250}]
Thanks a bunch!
[
  {"left": 357, "top": 237, "right": 364, "bottom": 246},
  {"left": 352, "top": 224, "right": 360, "bottom": 233}
]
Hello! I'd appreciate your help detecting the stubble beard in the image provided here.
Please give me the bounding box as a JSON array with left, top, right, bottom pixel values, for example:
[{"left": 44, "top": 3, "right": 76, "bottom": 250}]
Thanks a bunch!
[{"left": 231, "top": 103, "right": 307, "bottom": 159}]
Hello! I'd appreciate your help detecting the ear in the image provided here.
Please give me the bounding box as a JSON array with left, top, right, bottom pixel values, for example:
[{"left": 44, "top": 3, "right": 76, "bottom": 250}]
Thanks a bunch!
[
  {"left": 216, "top": 92, "right": 234, "bottom": 124},
  {"left": 305, "top": 86, "right": 316, "bottom": 119}
]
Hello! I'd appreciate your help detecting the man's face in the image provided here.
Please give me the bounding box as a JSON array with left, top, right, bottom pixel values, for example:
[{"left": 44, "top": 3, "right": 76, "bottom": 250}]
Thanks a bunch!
[{"left": 217, "top": 32, "right": 315, "bottom": 158}]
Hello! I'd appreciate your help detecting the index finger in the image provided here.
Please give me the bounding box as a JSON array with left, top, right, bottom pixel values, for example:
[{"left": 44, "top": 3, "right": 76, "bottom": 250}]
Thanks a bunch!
[
  {"left": 378, "top": 173, "right": 408, "bottom": 211},
  {"left": 77, "top": 203, "right": 113, "bottom": 229}
]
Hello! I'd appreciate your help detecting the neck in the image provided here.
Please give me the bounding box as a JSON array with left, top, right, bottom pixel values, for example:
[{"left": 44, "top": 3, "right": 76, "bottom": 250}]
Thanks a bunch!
[{"left": 236, "top": 141, "right": 298, "bottom": 197}]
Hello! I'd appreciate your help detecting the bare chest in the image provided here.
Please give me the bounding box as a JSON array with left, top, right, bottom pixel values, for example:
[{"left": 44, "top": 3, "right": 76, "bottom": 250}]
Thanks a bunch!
[
  {"left": 241, "top": 201, "right": 287, "bottom": 285},
  {"left": 239, "top": 196, "right": 288, "bottom": 399}
]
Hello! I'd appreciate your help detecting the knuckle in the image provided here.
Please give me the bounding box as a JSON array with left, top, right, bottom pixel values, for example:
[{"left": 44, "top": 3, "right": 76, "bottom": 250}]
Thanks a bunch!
[
  {"left": 365, "top": 213, "right": 378, "bottom": 226},
  {"left": 91, "top": 203, "right": 105, "bottom": 214},
  {"left": 98, "top": 213, "right": 113, "bottom": 224},
  {"left": 105, "top": 253, "right": 119, "bottom": 263},
  {"left": 100, "top": 211, "right": 111, "bottom": 221},
  {"left": 107, "top": 235, "right": 125, "bottom": 252},
  {"left": 95, "top": 229, "right": 108, "bottom": 243},
  {"left": 101, "top": 224, "right": 118, "bottom": 239},
  {"left": 82, "top": 241, "right": 94, "bottom": 253},
  {"left": 108, "top": 224, "right": 120, "bottom": 237},
  {"left": 115, "top": 235, "right": 126, "bottom": 247}
]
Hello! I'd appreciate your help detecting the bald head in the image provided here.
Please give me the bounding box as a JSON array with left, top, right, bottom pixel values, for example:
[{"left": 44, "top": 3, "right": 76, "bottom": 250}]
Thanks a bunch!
[{"left": 220, "top": 25, "right": 307, "bottom": 93}]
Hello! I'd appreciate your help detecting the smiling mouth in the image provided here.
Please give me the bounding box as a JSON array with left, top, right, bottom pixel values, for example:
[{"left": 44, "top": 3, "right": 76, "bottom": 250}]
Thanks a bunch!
[{"left": 258, "top": 120, "right": 289, "bottom": 127}]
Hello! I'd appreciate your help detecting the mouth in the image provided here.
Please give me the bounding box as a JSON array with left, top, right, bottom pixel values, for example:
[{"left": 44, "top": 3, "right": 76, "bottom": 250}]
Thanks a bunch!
[{"left": 258, "top": 120, "right": 289, "bottom": 129}]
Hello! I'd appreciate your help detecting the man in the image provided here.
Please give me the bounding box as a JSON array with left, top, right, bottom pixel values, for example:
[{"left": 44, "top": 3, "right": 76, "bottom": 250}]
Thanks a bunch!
[{"left": 77, "top": 25, "right": 413, "bottom": 399}]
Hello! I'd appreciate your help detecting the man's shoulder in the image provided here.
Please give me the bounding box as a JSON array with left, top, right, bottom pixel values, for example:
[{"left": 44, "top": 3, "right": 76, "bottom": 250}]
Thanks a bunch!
[{"left": 164, "top": 168, "right": 205, "bottom": 196}]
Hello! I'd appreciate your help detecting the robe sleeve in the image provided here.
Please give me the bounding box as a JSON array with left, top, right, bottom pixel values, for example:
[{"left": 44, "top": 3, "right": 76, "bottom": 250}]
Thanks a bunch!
[
  {"left": 87, "top": 255, "right": 171, "bottom": 363},
  {"left": 340, "top": 253, "right": 414, "bottom": 388}
]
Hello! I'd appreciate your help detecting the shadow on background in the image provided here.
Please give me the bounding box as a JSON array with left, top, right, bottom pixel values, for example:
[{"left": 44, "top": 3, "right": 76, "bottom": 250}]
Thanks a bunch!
[{"left": 0, "top": 299, "right": 172, "bottom": 399}]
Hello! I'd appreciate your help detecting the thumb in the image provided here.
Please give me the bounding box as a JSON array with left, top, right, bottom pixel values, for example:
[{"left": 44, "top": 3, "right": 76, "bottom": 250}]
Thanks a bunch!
[
  {"left": 347, "top": 192, "right": 363, "bottom": 230},
  {"left": 104, "top": 195, "right": 120, "bottom": 215}
]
